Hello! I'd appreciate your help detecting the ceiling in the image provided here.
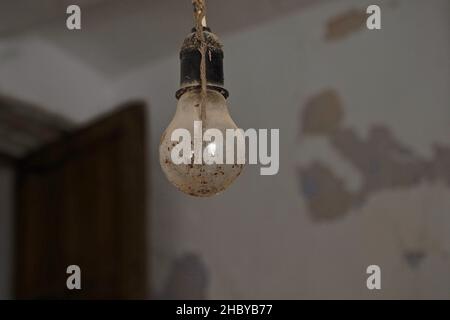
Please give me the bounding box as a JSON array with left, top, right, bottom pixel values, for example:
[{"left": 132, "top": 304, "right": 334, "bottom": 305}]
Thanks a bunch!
[
  {"left": 0, "top": 0, "right": 109, "bottom": 35},
  {"left": 0, "top": 0, "right": 322, "bottom": 77}
]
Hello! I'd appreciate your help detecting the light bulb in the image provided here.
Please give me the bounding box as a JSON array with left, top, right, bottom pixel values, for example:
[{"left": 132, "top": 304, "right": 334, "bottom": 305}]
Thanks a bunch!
[
  {"left": 159, "top": 27, "right": 244, "bottom": 197},
  {"left": 160, "top": 89, "right": 243, "bottom": 197}
]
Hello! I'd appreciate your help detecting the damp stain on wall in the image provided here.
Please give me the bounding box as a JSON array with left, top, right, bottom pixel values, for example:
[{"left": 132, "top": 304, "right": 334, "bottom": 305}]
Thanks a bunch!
[
  {"left": 157, "top": 253, "right": 210, "bottom": 300},
  {"left": 299, "top": 89, "right": 450, "bottom": 222},
  {"left": 325, "top": 8, "right": 368, "bottom": 41}
]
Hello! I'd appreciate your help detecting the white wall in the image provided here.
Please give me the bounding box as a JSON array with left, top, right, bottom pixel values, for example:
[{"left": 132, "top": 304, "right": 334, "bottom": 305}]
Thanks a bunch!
[
  {"left": 0, "top": 38, "right": 115, "bottom": 122},
  {"left": 113, "top": 0, "right": 450, "bottom": 299}
]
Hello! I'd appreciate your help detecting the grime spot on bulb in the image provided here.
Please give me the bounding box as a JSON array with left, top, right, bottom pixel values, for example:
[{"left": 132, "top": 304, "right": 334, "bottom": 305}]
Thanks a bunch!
[{"left": 198, "top": 189, "right": 211, "bottom": 195}]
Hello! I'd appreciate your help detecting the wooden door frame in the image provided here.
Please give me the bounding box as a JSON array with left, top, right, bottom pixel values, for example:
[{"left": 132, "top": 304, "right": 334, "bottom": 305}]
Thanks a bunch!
[{"left": 14, "top": 101, "right": 149, "bottom": 299}]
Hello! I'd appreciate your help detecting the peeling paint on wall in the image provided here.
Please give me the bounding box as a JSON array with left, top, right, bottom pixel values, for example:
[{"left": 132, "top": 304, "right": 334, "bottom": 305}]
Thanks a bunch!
[
  {"left": 301, "top": 89, "right": 343, "bottom": 136},
  {"left": 325, "top": 8, "right": 367, "bottom": 41}
]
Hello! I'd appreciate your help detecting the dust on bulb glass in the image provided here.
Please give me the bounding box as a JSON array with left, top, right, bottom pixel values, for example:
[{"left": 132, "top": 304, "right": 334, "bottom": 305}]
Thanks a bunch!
[
  {"left": 160, "top": 89, "right": 243, "bottom": 197},
  {"left": 159, "top": 17, "right": 243, "bottom": 197}
]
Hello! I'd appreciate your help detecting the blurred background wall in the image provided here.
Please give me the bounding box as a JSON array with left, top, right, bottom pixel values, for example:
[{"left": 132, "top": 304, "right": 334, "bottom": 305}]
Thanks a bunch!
[{"left": 0, "top": 0, "right": 449, "bottom": 299}]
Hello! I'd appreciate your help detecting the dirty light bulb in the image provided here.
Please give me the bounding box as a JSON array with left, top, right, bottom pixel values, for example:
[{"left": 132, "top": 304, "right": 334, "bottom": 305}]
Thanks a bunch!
[
  {"left": 160, "top": 89, "right": 243, "bottom": 197},
  {"left": 159, "top": 26, "right": 244, "bottom": 197}
]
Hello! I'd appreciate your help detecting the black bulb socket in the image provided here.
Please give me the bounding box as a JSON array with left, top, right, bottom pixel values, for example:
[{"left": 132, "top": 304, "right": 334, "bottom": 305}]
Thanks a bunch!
[{"left": 175, "top": 27, "right": 229, "bottom": 99}]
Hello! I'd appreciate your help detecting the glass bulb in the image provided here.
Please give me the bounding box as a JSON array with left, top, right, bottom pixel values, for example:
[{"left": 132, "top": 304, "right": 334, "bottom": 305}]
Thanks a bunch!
[{"left": 160, "top": 89, "right": 244, "bottom": 197}]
